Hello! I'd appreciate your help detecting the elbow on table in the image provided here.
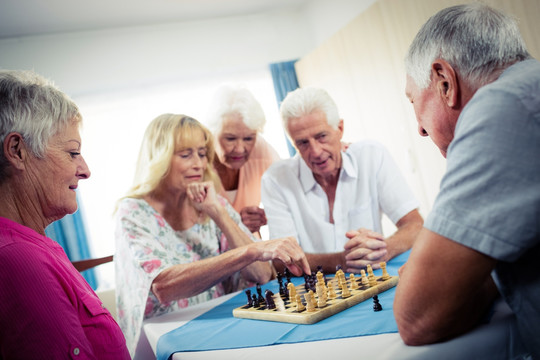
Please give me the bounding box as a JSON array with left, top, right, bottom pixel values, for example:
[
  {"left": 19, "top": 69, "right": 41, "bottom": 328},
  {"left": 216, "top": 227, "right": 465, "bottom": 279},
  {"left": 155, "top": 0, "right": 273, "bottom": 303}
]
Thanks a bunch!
[{"left": 394, "top": 307, "right": 442, "bottom": 346}]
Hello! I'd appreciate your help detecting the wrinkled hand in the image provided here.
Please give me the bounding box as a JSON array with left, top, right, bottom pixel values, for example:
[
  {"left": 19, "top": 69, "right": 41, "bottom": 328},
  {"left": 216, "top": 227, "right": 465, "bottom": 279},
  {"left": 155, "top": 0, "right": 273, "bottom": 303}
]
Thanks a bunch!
[
  {"left": 186, "top": 181, "right": 219, "bottom": 214},
  {"left": 343, "top": 228, "right": 387, "bottom": 272},
  {"left": 253, "top": 237, "right": 310, "bottom": 277},
  {"left": 240, "top": 206, "right": 267, "bottom": 233}
]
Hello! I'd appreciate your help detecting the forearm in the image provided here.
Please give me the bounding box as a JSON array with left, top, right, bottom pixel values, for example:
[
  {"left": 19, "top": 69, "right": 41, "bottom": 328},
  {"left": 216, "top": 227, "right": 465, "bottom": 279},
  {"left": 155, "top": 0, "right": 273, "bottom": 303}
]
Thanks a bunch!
[
  {"left": 152, "top": 245, "right": 259, "bottom": 303},
  {"left": 207, "top": 205, "right": 272, "bottom": 284},
  {"left": 394, "top": 229, "right": 498, "bottom": 345}
]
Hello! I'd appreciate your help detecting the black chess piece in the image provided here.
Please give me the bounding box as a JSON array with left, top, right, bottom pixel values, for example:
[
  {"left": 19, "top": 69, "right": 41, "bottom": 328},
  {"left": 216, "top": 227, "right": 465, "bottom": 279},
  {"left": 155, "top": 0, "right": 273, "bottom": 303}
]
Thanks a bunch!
[
  {"left": 277, "top": 272, "right": 286, "bottom": 296},
  {"left": 373, "top": 295, "right": 383, "bottom": 312},
  {"left": 256, "top": 283, "right": 265, "bottom": 304},
  {"left": 265, "top": 289, "right": 276, "bottom": 309},
  {"left": 284, "top": 268, "right": 292, "bottom": 285},
  {"left": 245, "top": 289, "right": 253, "bottom": 307}
]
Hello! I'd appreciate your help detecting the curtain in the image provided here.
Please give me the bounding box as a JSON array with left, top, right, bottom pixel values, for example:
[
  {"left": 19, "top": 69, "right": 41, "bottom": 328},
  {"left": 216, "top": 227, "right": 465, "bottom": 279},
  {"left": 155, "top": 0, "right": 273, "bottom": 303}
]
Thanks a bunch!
[
  {"left": 45, "top": 192, "right": 98, "bottom": 289},
  {"left": 269, "top": 59, "right": 300, "bottom": 157}
]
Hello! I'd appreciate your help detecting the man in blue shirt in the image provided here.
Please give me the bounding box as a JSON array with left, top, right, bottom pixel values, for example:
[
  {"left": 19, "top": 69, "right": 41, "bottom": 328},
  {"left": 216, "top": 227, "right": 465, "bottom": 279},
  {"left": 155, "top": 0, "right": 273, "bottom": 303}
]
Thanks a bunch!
[{"left": 394, "top": 4, "right": 540, "bottom": 359}]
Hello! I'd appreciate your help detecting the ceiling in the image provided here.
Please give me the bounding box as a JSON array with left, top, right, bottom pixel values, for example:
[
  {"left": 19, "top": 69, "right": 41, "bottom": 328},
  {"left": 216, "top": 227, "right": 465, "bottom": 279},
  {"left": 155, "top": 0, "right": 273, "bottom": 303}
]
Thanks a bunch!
[{"left": 0, "top": 0, "right": 314, "bottom": 39}]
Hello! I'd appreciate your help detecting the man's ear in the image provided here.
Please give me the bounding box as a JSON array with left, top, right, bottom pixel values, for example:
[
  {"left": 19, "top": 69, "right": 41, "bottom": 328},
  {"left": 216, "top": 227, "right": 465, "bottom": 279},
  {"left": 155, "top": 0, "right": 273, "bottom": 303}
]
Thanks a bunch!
[
  {"left": 337, "top": 119, "right": 344, "bottom": 139},
  {"left": 3, "top": 132, "right": 27, "bottom": 170},
  {"left": 431, "top": 59, "right": 459, "bottom": 108}
]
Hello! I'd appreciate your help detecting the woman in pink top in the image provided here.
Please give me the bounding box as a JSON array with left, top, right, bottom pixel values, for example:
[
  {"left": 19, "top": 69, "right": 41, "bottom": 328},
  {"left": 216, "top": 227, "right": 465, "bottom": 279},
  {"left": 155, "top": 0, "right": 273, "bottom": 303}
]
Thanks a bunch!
[
  {"left": 206, "top": 86, "right": 280, "bottom": 234},
  {"left": 0, "top": 70, "right": 130, "bottom": 359}
]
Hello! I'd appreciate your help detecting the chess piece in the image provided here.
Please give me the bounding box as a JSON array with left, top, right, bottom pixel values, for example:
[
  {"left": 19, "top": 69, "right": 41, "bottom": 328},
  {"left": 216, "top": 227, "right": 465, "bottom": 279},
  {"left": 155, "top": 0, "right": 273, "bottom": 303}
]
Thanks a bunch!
[
  {"left": 327, "top": 279, "right": 337, "bottom": 299},
  {"left": 305, "top": 292, "right": 315, "bottom": 312},
  {"left": 373, "top": 295, "right": 383, "bottom": 312},
  {"left": 367, "top": 264, "right": 377, "bottom": 287},
  {"left": 287, "top": 282, "right": 297, "bottom": 304},
  {"left": 360, "top": 269, "right": 369, "bottom": 286},
  {"left": 380, "top": 262, "right": 391, "bottom": 280},
  {"left": 245, "top": 289, "right": 253, "bottom": 307},
  {"left": 296, "top": 294, "right": 305, "bottom": 312},
  {"left": 341, "top": 281, "right": 351, "bottom": 298},
  {"left": 274, "top": 294, "right": 286, "bottom": 311},
  {"left": 256, "top": 283, "right": 265, "bottom": 303},
  {"left": 349, "top": 273, "right": 359, "bottom": 290},
  {"left": 265, "top": 290, "right": 276, "bottom": 309}
]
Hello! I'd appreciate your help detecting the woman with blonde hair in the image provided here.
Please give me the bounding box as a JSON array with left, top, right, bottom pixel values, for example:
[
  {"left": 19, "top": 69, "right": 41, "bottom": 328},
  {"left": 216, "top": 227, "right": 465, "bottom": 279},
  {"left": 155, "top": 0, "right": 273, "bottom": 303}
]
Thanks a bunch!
[{"left": 114, "top": 114, "right": 309, "bottom": 357}]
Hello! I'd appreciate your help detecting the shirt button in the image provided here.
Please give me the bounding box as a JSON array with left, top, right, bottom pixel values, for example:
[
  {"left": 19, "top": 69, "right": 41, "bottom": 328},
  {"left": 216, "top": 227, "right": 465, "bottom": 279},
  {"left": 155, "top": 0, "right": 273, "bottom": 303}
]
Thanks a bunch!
[{"left": 73, "top": 347, "right": 80, "bottom": 356}]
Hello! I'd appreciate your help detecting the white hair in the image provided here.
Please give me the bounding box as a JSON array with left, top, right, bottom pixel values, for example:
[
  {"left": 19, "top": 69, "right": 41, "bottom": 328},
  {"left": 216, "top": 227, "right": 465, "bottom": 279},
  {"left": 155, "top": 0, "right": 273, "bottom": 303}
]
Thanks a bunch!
[
  {"left": 205, "top": 85, "right": 266, "bottom": 134},
  {"left": 280, "top": 87, "right": 340, "bottom": 134},
  {"left": 405, "top": 3, "right": 530, "bottom": 89}
]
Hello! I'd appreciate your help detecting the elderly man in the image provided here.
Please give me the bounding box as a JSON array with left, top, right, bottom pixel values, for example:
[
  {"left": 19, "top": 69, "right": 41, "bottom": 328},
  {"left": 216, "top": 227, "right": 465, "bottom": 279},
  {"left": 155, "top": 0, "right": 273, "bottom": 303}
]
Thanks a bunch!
[
  {"left": 261, "top": 87, "right": 423, "bottom": 273},
  {"left": 393, "top": 4, "right": 539, "bottom": 358}
]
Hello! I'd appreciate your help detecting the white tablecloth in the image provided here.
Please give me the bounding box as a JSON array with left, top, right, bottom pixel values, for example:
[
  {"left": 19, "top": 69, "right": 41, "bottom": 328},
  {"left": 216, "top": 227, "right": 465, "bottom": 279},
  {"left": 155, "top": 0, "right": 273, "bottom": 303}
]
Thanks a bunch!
[{"left": 138, "top": 293, "right": 523, "bottom": 360}]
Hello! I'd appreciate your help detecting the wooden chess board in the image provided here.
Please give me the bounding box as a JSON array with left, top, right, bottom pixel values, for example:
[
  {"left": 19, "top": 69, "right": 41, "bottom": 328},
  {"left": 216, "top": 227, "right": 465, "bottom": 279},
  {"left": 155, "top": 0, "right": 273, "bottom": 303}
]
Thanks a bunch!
[{"left": 233, "top": 272, "right": 399, "bottom": 325}]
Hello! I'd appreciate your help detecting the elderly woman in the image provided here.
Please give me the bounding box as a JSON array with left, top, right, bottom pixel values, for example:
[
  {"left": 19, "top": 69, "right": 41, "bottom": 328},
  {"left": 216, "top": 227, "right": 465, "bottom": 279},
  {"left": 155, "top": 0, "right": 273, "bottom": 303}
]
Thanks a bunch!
[
  {"left": 206, "top": 86, "right": 280, "bottom": 234},
  {"left": 115, "top": 114, "right": 309, "bottom": 356},
  {"left": 0, "top": 70, "right": 130, "bottom": 358}
]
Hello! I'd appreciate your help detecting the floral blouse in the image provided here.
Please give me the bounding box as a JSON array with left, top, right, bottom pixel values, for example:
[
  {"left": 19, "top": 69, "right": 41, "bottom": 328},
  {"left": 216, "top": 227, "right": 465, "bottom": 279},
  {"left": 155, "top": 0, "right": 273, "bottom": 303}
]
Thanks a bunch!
[{"left": 114, "top": 196, "right": 256, "bottom": 356}]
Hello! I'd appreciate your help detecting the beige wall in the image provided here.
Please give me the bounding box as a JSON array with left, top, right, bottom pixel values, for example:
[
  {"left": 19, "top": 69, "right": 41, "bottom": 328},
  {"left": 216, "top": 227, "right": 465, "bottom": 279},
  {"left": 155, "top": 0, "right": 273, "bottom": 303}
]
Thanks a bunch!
[{"left": 295, "top": 0, "right": 540, "bottom": 223}]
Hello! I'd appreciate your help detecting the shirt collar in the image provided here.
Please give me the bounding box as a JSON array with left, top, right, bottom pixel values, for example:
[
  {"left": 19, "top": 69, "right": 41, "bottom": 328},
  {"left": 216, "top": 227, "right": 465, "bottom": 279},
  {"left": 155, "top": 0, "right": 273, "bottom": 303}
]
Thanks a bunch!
[{"left": 298, "top": 150, "right": 357, "bottom": 193}]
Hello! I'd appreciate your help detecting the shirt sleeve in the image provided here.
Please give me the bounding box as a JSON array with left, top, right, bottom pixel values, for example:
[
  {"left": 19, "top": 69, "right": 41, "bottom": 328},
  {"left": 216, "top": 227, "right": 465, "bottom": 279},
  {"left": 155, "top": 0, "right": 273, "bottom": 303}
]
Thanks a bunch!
[
  {"left": 425, "top": 86, "right": 540, "bottom": 261},
  {"left": 114, "top": 198, "right": 175, "bottom": 356},
  {"left": 261, "top": 166, "right": 300, "bottom": 241},
  {"left": 0, "top": 244, "right": 97, "bottom": 359}
]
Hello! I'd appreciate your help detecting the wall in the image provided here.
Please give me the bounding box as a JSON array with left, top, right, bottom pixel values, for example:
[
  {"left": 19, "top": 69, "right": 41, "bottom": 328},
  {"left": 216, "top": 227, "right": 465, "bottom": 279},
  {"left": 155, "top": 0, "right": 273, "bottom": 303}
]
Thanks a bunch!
[
  {"left": 0, "top": 0, "right": 378, "bottom": 288},
  {"left": 295, "top": 0, "right": 540, "bottom": 222}
]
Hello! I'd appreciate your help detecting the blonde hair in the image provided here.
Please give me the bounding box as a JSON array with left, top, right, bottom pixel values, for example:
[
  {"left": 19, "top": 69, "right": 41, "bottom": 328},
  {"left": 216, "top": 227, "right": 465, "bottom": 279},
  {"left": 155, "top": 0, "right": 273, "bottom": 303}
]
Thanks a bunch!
[{"left": 122, "top": 114, "right": 221, "bottom": 201}]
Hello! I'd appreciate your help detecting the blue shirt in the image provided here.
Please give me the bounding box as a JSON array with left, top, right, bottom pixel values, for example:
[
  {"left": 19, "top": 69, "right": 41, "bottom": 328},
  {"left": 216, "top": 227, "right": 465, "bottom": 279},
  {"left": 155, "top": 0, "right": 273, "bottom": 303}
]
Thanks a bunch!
[{"left": 425, "top": 59, "right": 540, "bottom": 357}]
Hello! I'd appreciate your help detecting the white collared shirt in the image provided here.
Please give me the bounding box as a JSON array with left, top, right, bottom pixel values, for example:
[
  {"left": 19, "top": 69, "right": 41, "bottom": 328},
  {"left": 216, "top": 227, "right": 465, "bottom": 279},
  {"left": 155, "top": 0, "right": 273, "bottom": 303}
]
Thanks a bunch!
[{"left": 261, "top": 140, "right": 419, "bottom": 253}]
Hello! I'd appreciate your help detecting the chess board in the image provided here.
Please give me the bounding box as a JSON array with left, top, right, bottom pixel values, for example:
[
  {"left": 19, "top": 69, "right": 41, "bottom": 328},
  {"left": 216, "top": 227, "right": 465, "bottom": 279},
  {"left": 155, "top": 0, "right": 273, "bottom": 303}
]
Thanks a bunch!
[{"left": 233, "top": 270, "right": 399, "bottom": 325}]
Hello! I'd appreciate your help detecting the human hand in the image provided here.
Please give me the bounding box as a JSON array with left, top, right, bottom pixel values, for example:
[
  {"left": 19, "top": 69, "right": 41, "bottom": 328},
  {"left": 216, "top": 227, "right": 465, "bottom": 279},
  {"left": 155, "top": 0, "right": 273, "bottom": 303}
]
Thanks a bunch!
[
  {"left": 240, "top": 206, "right": 267, "bottom": 233},
  {"left": 343, "top": 228, "right": 388, "bottom": 272},
  {"left": 253, "top": 237, "right": 310, "bottom": 277},
  {"left": 186, "top": 181, "right": 219, "bottom": 214}
]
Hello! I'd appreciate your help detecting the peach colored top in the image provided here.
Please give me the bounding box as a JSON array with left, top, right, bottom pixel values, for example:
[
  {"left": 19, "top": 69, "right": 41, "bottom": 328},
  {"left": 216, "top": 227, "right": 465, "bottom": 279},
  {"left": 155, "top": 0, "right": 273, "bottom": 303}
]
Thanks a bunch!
[{"left": 230, "top": 135, "right": 280, "bottom": 212}]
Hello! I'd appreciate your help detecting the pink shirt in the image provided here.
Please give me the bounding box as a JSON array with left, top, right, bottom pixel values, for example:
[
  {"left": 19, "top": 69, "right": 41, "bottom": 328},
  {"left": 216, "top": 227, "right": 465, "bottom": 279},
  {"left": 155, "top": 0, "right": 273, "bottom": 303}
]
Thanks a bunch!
[{"left": 0, "top": 216, "right": 130, "bottom": 359}]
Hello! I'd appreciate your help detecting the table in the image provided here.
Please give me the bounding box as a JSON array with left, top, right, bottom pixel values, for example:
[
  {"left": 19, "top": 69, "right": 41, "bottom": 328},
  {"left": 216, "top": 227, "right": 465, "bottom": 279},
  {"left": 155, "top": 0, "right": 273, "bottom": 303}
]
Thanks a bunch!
[{"left": 140, "top": 288, "right": 521, "bottom": 360}]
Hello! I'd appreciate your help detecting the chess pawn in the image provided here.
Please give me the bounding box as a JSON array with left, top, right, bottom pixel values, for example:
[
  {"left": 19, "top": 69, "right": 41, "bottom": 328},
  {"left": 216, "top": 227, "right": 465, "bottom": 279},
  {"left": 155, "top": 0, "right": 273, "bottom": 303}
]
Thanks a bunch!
[
  {"left": 341, "top": 281, "right": 351, "bottom": 298},
  {"left": 317, "top": 292, "right": 327, "bottom": 308},
  {"left": 305, "top": 292, "right": 316, "bottom": 312},
  {"left": 360, "top": 269, "right": 369, "bottom": 286},
  {"left": 295, "top": 294, "right": 305, "bottom": 312},
  {"left": 380, "top": 262, "right": 391, "bottom": 280},
  {"left": 373, "top": 295, "right": 383, "bottom": 311},
  {"left": 287, "top": 282, "right": 297, "bottom": 304},
  {"left": 349, "top": 273, "right": 359, "bottom": 290},
  {"left": 327, "top": 279, "right": 337, "bottom": 299},
  {"left": 367, "top": 264, "right": 377, "bottom": 287}
]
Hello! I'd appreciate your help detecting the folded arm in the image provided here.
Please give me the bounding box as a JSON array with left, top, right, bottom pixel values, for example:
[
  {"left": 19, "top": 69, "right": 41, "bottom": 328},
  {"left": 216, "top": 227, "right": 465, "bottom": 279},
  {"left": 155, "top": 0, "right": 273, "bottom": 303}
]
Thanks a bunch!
[{"left": 344, "top": 209, "right": 423, "bottom": 271}]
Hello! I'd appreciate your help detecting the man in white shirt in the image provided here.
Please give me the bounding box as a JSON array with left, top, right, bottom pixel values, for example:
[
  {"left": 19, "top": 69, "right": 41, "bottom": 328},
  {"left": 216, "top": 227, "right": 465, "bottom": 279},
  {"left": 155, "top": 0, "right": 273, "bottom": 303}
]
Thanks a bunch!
[{"left": 261, "top": 87, "right": 423, "bottom": 273}]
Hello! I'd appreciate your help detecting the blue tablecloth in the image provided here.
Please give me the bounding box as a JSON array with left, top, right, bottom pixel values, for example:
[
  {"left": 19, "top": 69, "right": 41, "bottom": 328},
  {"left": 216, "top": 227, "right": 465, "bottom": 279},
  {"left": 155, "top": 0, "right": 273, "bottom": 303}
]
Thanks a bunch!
[{"left": 157, "top": 251, "right": 409, "bottom": 360}]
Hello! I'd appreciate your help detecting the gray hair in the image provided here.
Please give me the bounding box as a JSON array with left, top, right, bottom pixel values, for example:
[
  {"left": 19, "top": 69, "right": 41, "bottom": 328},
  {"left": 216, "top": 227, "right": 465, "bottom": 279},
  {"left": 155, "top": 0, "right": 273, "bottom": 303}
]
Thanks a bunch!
[
  {"left": 205, "top": 85, "right": 266, "bottom": 134},
  {"left": 405, "top": 3, "right": 530, "bottom": 90},
  {"left": 0, "top": 70, "right": 82, "bottom": 180},
  {"left": 280, "top": 87, "right": 340, "bottom": 134}
]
